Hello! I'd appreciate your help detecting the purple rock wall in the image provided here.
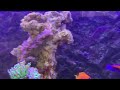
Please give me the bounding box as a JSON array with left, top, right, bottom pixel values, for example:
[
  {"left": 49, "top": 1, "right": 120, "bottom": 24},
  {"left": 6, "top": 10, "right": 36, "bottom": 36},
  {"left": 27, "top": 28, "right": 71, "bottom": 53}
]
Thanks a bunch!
[{"left": 0, "top": 11, "right": 120, "bottom": 79}]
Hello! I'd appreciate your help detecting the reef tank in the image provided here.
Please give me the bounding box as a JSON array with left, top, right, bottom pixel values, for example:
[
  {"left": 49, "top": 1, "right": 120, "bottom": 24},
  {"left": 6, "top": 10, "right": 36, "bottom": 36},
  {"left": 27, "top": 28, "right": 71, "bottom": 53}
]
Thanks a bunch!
[{"left": 1, "top": 11, "right": 120, "bottom": 79}]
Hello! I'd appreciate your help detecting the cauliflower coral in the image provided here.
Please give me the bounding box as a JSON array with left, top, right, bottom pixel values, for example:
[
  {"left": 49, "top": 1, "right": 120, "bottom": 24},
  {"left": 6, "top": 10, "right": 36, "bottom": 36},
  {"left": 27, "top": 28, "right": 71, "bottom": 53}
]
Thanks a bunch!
[{"left": 10, "top": 11, "right": 74, "bottom": 79}]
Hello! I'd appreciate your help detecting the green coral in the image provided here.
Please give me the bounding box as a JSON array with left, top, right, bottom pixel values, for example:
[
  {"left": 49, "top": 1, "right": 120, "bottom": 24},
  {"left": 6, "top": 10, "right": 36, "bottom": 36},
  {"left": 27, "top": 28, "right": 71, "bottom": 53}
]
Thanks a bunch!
[{"left": 8, "top": 61, "right": 31, "bottom": 79}]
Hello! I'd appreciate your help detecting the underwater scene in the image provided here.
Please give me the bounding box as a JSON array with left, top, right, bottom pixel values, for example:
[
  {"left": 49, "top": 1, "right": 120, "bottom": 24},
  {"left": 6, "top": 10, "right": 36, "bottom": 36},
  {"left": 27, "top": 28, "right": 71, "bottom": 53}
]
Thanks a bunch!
[{"left": 1, "top": 11, "right": 120, "bottom": 79}]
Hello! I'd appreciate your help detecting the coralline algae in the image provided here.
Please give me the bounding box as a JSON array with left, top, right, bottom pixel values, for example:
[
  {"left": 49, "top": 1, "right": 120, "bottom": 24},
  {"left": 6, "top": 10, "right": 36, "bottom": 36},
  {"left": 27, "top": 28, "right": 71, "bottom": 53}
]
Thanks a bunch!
[{"left": 9, "top": 11, "right": 74, "bottom": 79}]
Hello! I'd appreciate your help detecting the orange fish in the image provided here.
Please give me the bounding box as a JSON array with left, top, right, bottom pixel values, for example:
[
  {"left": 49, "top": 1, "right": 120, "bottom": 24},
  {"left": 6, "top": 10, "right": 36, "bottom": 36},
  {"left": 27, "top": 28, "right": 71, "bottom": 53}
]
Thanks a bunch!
[
  {"left": 75, "top": 72, "right": 91, "bottom": 79},
  {"left": 112, "top": 65, "right": 120, "bottom": 69},
  {"left": 106, "top": 64, "right": 120, "bottom": 72}
]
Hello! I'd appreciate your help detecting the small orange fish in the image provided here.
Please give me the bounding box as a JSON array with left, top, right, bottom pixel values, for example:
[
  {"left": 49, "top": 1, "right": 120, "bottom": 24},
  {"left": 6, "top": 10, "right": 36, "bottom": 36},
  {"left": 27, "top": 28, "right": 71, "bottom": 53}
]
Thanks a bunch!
[
  {"left": 75, "top": 72, "right": 91, "bottom": 79},
  {"left": 112, "top": 65, "right": 120, "bottom": 69},
  {"left": 106, "top": 64, "right": 120, "bottom": 73}
]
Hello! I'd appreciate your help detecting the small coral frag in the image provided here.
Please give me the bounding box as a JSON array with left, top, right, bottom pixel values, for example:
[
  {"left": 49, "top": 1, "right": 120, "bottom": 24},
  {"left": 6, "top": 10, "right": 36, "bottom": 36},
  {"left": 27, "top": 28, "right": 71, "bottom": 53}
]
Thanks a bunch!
[
  {"left": 8, "top": 61, "right": 31, "bottom": 79},
  {"left": 8, "top": 61, "right": 41, "bottom": 79}
]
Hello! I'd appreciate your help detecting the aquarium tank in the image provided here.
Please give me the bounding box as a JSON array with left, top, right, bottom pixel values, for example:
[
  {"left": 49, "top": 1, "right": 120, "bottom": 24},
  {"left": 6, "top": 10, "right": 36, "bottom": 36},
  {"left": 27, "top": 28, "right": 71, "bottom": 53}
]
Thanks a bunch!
[{"left": 1, "top": 11, "right": 120, "bottom": 79}]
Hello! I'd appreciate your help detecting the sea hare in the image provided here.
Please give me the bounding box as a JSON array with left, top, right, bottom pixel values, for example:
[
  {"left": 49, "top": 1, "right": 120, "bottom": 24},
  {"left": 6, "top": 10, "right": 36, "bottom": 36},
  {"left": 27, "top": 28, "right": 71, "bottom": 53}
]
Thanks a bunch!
[{"left": 10, "top": 11, "right": 74, "bottom": 79}]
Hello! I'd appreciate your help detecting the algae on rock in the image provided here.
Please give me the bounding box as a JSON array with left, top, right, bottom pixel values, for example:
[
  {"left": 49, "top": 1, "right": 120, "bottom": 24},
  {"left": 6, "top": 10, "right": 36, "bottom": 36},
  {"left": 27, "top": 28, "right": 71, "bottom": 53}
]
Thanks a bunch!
[{"left": 10, "top": 11, "right": 74, "bottom": 79}]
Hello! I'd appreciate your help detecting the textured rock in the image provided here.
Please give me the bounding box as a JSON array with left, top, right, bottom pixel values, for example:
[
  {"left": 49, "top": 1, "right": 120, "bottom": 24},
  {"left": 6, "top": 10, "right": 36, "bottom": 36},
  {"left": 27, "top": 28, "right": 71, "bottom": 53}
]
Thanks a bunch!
[{"left": 10, "top": 11, "right": 73, "bottom": 79}]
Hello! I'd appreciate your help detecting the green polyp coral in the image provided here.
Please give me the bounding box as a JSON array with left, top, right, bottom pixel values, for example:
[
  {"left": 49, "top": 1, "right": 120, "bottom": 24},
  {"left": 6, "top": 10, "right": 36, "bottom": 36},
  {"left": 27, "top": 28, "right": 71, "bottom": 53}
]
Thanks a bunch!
[{"left": 8, "top": 61, "right": 31, "bottom": 79}]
